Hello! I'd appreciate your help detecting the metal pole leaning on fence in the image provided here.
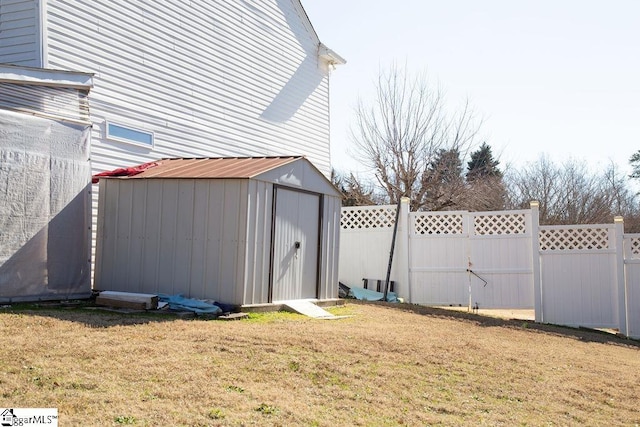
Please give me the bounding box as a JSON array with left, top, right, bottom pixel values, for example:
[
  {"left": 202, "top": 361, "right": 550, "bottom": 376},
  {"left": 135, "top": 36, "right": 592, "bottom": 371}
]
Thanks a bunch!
[
  {"left": 383, "top": 197, "right": 403, "bottom": 302},
  {"left": 614, "top": 216, "right": 628, "bottom": 337}
]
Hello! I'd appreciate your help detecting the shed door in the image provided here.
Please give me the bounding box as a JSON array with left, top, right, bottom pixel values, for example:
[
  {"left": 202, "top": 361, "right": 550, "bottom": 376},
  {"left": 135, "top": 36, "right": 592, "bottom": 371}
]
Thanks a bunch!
[{"left": 271, "top": 187, "right": 320, "bottom": 301}]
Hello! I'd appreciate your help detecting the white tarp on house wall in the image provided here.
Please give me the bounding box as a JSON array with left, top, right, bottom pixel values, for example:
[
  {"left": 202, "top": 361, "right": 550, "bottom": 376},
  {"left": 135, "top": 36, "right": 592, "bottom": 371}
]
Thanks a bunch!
[{"left": 0, "top": 109, "right": 92, "bottom": 301}]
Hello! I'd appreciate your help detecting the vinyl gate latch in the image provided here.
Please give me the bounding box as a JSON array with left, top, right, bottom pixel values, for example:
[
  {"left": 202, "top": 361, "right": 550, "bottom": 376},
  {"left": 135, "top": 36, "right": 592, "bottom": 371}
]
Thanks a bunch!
[{"left": 466, "top": 268, "right": 488, "bottom": 287}]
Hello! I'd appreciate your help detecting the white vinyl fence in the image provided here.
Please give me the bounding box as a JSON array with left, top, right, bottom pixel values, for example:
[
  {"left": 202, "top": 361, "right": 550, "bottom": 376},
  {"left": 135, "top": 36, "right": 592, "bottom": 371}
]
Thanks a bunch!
[
  {"left": 624, "top": 234, "right": 640, "bottom": 338},
  {"left": 537, "top": 223, "right": 623, "bottom": 330},
  {"left": 340, "top": 199, "right": 640, "bottom": 339}
]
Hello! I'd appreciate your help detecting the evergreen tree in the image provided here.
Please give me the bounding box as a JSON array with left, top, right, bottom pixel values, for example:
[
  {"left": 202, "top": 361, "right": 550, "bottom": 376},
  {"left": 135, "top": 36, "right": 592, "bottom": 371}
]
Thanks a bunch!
[
  {"left": 466, "top": 142, "right": 502, "bottom": 181},
  {"left": 464, "top": 143, "right": 506, "bottom": 211},
  {"left": 630, "top": 150, "right": 640, "bottom": 179}
]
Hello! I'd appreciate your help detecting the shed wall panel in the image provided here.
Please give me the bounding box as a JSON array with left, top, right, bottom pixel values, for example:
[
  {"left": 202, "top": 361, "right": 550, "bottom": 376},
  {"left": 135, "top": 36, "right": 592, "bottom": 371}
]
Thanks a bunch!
[
  {"left": 172, "top": 180, "right": 196, "bottom": 292},
  {"left": 140, "top": 180, "right": 163, "bottom": 290},
  {"left": 243, "top": 180, "right": 273, "bottom": 305},
  {"left": 156, "top": 180, "right": 180, "bottom": 294},
  {"left": 188, "top": 180, "right": 211, "bottom": 298},
  {"left": 201, "top": 182, "right": 226, "bottom": 299},
  {"left": 120, "top": 182, "right": 145, "bottom": 291},
  {"left": 318, "top": 194, "right": 341, "bottom": 300},
  {"left": 112, "top": 180, "right": 134, "bottom": 289},
  {"left": 219, "top": 180, "right": 248, "bottom": 305},
  {"left": 95, "top": 179, "right": 116, "bottom": 288},
  {"left": 188, "top": 180, "right": 248, "bottom": 304},
  {"left": 96, "top": 179, "right": 250, "bottom": 305}
]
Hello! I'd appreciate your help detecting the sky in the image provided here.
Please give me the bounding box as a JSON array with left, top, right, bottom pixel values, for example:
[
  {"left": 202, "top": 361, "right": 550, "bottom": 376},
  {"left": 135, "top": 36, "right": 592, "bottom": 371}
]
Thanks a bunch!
[{"left": 302, "top": 0, "right": 640, "bottom": 178}]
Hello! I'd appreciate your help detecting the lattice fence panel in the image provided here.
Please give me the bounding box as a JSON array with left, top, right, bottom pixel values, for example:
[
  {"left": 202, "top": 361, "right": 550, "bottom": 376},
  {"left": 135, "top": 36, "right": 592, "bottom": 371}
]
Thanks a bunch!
[
  {"left": 539, "top": 227, "right": 610, "bottom": 251},
  {"left": 341, "top": 206, "right": 396, "bottom": 229},
  {"left": 473, "top": 213, "right": 527, "bottom": 235},
  {"left": 413, "top": 213, "right": 464, "bottom": 235},
  {"left": 629, "top": 236, "right": 640, "bottom": 259}
]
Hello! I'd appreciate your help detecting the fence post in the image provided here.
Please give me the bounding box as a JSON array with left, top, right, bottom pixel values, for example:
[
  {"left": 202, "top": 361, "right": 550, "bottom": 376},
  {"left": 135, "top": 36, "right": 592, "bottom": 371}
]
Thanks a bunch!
[
  {"left": 530, "top": 201, "right": 543, "bottom": 323},
  {"left": 614, "top": 216, "right": 628, "bottom": 336},
  {"left": 393, "top": 197, "right": 411, "bottom": 302}
]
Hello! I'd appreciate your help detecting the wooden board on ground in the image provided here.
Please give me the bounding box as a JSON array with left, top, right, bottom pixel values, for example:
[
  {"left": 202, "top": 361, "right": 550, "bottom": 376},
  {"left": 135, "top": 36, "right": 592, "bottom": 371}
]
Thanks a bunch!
[
  {"left": 94, "top": 297, "right": 147, "bottom": 310},
  {"left": 282, "top": 300, "right": 336, "bottom": 319},
  {"left": 96, "top": 291, "right": 159, "bottom": 310}
]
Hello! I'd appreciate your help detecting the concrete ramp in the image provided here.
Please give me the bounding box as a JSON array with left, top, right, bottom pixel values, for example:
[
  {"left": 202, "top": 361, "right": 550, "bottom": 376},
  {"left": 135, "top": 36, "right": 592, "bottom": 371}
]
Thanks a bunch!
[{"left": 282, "top": 300, "right": 338, "bottom": 319}]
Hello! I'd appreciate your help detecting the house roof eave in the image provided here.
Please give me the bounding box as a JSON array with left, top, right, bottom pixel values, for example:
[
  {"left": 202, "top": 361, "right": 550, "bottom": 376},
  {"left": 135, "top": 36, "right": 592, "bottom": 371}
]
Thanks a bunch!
[
  {"left": 0, "top": 64, "right": 94, "bottom": 89},
  {"left": 295, "top": 1, "right": 346, "bottom": 67}
]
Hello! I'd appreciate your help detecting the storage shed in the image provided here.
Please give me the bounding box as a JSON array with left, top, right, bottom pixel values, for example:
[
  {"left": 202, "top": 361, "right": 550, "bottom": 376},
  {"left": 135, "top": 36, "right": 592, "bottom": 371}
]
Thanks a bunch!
[{"left": 94, "top": 156, "right": 342, "bottom": 307}]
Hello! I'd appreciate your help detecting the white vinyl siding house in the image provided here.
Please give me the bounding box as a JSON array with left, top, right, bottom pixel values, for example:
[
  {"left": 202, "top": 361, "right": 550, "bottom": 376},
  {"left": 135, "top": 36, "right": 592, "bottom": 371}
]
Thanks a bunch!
[
  {"left": 0, "top": 0, "right": 42, "bottom": 66},
  {"left": 1, "top": 0, "right": 343, "bottom": 175},
  {"left": 45, "top": 0, "right": 336, "bottom": 176}
]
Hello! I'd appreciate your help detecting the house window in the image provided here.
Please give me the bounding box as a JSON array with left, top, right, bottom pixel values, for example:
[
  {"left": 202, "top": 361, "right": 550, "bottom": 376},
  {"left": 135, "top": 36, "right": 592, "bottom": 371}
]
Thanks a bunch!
[{"left": 106, "top": 122, "right": 154, "bottom": 147}]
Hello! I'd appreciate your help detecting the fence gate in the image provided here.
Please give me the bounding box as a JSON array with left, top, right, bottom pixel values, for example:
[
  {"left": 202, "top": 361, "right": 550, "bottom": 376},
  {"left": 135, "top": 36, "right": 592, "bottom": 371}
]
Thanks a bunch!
[{"left": 408, "top": 210, "right": 535, "bottom": 309}]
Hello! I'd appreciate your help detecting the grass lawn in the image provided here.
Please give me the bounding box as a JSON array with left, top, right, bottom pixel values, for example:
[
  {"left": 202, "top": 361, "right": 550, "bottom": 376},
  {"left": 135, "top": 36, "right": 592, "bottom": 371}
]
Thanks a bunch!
[{"left": 1, "top": 301, "right": 639, "bottom": 426}]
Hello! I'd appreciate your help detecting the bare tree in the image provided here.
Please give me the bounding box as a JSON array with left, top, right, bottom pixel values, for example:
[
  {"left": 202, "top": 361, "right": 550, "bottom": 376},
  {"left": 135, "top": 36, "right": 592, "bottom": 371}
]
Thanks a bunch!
[
  {"left": 464, "top": 175, "right": 507, "bottom": 211},
  {"left": 602, "top": 163, "right": 640, "bottom": 232},
  {"left": 331, "top": 169, "right": 380, "bottom": 206},
  {"left": 350, "top": 64, "right": 482, "bottom": 211},
  {"left": 505, "top": 155, "right": 640, "bottom": 230}
]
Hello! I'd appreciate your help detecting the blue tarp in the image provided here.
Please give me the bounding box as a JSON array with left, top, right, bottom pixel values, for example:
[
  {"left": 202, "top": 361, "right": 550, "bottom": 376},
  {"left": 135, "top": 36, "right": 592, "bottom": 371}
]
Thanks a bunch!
[
  {"left": 158, "top": 294, "right": 223, "bottom": 315},
  {"left": 348, "top": 286, "right": 398, "bottom": 302}
]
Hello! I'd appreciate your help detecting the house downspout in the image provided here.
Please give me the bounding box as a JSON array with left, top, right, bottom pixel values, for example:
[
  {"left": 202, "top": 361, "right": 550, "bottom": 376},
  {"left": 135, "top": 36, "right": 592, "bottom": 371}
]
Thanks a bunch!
[{"left": 38, "top": 0, "right": 49, "bottom": 67}]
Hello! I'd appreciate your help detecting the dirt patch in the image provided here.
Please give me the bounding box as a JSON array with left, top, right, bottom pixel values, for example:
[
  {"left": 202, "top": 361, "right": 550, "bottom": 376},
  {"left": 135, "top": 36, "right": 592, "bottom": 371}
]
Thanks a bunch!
[{"left": 436, "top": 305, "right": 536, "bottom": 321}]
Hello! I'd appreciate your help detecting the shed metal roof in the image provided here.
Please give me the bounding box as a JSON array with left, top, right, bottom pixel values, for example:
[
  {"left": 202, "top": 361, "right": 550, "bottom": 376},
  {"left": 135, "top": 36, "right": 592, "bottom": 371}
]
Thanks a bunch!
[{"left": 124, "top": 156, "right": 304, "bottom": 179}]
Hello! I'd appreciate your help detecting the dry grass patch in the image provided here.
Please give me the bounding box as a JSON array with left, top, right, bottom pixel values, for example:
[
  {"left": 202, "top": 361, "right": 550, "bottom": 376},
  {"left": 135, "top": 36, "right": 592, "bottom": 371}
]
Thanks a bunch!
[{"left": 1, "top": 302, "right": 639, "bottom": 426}]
